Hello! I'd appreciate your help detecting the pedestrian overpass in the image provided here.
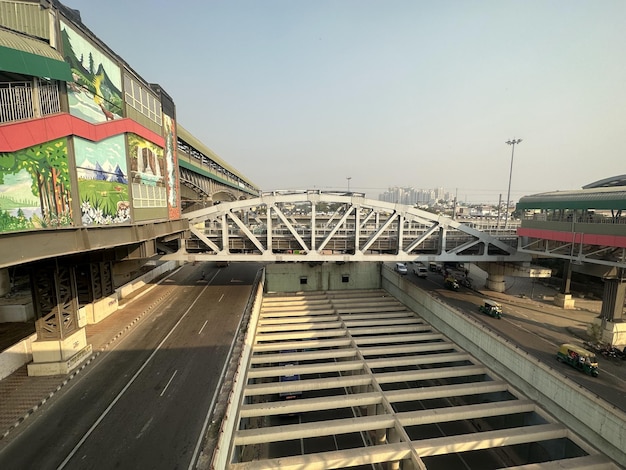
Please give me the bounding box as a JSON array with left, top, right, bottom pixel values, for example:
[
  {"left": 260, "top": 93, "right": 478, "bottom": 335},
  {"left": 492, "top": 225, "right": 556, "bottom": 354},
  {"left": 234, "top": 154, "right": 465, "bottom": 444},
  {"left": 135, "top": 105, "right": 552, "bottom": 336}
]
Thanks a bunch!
[{"left": 164, "top": 190, "right": 532, "bottom": 265}]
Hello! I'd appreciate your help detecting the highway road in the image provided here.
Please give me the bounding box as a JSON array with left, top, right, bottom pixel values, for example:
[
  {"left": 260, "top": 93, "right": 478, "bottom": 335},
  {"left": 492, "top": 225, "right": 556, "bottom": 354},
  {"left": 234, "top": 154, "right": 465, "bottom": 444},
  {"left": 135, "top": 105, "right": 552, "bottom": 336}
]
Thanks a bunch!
[
  {"left": 0, "top": 262, "right": 262, "bottom": 470},
  {"left": 407, "top": 265, "right": 626, "bottom": 412}
]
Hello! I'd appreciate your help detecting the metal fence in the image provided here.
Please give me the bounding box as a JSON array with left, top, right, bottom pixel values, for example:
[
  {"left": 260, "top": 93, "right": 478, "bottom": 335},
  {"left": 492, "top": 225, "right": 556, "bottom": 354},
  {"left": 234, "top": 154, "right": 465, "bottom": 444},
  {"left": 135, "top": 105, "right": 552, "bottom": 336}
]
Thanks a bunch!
[{"left": 0, "top": 79, "right": 61, "bottom": 124}]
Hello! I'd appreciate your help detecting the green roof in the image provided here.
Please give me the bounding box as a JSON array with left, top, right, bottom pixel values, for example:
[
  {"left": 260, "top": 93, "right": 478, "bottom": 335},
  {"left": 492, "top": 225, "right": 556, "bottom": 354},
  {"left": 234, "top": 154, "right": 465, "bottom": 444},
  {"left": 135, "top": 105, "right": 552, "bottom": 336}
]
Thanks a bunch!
[
  {"left": 0, "top": 28, "right": 72, "bottom": 81},
  {"left": 517, "top": 188, "right": 626, "bottom": 210}
]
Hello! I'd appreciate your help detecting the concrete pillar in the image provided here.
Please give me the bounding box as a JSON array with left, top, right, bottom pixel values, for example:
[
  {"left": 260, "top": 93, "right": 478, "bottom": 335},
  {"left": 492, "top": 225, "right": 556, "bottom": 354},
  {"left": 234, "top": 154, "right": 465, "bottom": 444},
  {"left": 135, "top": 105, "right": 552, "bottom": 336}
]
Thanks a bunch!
[
  {"left": 28, "top": 263, "right": 92, "bottom": 376},
  {"left": 0, "top": 268, "right": 10, "bottom": 296},
  {"left": 484, "top": 263, "right": 506, "bottom": 293},
  {"left": 554, "top": 260, "right": 576, "bottom": 309},
  {"left": 601, "top": 279, "right": 626, "bottom": 322}
]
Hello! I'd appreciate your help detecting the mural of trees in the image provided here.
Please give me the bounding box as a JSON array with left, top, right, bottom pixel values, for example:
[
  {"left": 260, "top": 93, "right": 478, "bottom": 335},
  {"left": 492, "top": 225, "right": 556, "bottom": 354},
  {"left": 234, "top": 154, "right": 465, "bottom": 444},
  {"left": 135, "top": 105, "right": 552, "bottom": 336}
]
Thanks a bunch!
[{"left": 0, "top": 138, "right": 73, "bottom": 231}]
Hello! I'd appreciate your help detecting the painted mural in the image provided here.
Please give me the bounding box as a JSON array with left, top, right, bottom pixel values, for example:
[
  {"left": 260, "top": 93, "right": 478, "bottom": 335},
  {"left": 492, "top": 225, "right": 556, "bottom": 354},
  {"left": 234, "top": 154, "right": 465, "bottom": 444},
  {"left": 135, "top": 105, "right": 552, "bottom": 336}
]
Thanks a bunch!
[
  {"left": 0, "top": 138, "right": 73, "bottom": 233},
  {"left": 75, "top": 135, "right": 130, "bottom": 225},
  {"left": 163, "top": 114, "right": 181, "bottom": 219},
  {"left": 60, "top": 20, "right": 123, "bottom": 124},
  {"left": 128, "top": 134, "right": 167, "bottom": 210}
]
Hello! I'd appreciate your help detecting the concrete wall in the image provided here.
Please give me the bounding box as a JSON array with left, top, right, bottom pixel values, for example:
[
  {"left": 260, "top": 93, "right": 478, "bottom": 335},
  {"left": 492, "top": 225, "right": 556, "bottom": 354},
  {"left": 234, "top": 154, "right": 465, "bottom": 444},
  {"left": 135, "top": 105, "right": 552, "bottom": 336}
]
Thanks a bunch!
[
  {"left": 265, "top": 262, "right": 381, "bottom": 293},
  {"left": 0, "top": 333, "right": 36, "bottom": 380},
  {"left": 381, "top": 264, "right": 626, "bottom": 467}
]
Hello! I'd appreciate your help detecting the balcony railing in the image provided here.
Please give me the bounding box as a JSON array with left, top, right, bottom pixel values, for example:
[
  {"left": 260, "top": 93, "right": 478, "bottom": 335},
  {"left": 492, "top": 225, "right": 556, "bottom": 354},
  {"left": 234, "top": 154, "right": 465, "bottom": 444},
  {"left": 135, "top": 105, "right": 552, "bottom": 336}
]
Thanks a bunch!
[{"left": 0, "top": 79, "right": 61, "bottom": 124}]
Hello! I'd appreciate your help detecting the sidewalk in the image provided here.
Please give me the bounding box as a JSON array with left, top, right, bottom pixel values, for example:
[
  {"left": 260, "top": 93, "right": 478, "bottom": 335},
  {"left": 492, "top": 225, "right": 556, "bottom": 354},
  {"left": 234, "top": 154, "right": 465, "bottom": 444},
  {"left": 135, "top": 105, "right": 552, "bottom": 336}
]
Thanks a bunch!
[{"left": 0, "top": 279, "right": 169, "bottom": 442}]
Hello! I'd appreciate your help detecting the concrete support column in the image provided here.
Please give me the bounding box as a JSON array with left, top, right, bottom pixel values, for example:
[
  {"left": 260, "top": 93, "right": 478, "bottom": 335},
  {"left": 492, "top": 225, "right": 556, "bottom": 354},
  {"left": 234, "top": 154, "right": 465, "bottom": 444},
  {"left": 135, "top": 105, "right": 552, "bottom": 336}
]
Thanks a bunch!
[
  {"left": 554, "top": 260, "right": 576, "bottom": 309},
  {"left": 484, "top": 263, "right": 506, "bottom": 293},
  {"left": 28, "top": 263, "right": 92, "bottom": 376},
  {"left": 0, "top": 268, "right": 10, "bottom": 296},
  {"left": 600, "top": 279, "right": 626, "bottom": 322}
]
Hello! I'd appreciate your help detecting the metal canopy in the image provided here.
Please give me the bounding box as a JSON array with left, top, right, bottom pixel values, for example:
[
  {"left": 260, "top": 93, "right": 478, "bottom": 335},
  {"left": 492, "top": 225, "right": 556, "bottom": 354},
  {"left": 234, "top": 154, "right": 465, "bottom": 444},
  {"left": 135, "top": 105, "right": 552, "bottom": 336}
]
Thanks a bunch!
[{"left": 0, "top": 28, "right": 72, "bottom": 81}]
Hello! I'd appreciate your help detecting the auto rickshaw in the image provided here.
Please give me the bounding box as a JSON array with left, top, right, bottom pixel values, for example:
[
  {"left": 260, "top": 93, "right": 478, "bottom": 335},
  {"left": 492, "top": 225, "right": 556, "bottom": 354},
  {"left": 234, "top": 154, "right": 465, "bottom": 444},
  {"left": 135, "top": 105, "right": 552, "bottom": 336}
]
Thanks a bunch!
[
  {"left": 556, "top": 343, "right": 599, "bottom": 377},
  {"left": 444, "top": 276, "right": 459, "bottom": 291},
  {"left": 478, "top": 299, "right": 502, "bottom": 319}
]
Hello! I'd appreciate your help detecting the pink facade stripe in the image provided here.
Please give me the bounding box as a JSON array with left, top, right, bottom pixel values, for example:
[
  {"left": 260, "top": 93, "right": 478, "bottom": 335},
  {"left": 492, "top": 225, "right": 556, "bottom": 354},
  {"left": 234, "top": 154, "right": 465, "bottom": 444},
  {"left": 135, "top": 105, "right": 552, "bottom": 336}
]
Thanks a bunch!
[{"left": 518, "top": 227, "right": 626, "bottom": 248}]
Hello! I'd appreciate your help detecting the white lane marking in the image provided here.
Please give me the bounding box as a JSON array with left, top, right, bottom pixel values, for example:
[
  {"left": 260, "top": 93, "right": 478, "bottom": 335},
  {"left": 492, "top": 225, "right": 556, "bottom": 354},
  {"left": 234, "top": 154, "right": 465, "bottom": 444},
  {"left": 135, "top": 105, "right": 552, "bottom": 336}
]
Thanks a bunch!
[
  {"left": 188, "top": 291, "right": 249, "bottom": 470},
  {"left": 218, "top": 294, "right": 224, "bottom": 303},
  {"left": 198, "top": 320, "right": 208, "bottom": 335},
  {"left": 58, "top": 284, "right": 210, "bottom": 469},
  {"left": 160, "top": 370, "right": 178, "bottom": 397},
  {"left": 136, "top": 416, "right": 154, "bottom": 440}
]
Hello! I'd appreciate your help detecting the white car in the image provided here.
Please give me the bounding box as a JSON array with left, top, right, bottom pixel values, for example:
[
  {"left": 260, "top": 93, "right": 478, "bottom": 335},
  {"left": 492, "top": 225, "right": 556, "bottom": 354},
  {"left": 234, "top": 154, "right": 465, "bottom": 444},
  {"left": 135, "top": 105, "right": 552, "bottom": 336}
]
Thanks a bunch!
[{"left": 395, "top": 263, "right": 408, "bottom": 275}]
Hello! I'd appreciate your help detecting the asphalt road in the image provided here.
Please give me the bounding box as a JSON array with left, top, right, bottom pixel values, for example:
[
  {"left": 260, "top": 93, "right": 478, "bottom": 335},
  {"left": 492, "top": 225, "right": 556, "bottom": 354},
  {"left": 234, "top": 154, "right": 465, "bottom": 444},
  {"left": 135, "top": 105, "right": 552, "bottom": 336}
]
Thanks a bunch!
[
  {"left": 0, "top": 262, "right": 261, "bottom": 470},
  {"left": 408, "top": 268, "right": 626, "bottom": 412}
]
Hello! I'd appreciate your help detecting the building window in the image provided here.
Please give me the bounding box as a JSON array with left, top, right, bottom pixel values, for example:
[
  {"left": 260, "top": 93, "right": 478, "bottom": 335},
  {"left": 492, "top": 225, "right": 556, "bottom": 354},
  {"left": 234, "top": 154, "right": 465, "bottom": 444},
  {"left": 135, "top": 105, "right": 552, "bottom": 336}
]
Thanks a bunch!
[
  {"left": 300, "top": 277, "right": 307, "bottom": 285},
  {"left": 342, "top": 275, "right": 349, "bottom": 283},
  {"left": 124, "top": 74, "right": 162, "bottom": 126}
]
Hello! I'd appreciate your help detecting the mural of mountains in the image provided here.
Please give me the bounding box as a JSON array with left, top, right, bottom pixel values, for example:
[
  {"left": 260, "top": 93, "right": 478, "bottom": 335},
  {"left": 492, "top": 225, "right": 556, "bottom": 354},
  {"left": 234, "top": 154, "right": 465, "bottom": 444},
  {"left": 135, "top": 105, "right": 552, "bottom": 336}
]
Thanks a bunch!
[{"left": 78, "top": 158, "right": 128, "bottom": 184}]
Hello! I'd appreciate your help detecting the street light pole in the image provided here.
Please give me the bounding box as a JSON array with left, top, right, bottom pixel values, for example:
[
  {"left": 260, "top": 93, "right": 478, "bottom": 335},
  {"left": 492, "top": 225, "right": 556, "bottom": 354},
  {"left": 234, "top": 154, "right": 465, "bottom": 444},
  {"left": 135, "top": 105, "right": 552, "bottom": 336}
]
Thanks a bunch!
[
  {"left": 504, "top": 138, "right": 522, "bottom": 229},
  {"left": 347, "top": 177, "right": 352, "bottom": 193}
]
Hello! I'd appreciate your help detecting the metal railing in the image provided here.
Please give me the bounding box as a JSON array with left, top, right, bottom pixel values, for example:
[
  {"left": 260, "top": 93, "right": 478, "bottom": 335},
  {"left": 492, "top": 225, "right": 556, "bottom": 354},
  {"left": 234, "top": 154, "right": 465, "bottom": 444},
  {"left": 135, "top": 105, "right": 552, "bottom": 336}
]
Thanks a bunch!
[{"left": 0, "top": 79, "right": 61, "bottom": 124}]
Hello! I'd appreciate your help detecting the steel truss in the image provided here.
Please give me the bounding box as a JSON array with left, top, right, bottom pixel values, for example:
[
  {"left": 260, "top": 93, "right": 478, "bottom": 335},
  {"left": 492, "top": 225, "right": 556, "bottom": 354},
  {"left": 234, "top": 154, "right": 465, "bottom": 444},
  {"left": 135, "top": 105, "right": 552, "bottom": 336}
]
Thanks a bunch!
[{"left": 177, "top": 190, "right": 530, "bottom": 263}]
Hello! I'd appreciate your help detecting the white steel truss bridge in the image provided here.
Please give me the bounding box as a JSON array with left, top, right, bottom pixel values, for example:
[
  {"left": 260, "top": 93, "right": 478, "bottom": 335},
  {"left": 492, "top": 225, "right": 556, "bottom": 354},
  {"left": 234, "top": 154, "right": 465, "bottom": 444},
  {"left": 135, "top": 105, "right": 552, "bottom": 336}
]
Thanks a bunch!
[{"left": 169, "top": 190, "right": 531, "bottom": 264}]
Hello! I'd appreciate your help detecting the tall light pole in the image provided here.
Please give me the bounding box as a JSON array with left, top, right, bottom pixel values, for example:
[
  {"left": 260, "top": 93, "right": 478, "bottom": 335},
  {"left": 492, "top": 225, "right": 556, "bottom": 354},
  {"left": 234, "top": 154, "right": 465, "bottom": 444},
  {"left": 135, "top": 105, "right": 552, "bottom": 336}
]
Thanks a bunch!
[
  {"left": 346, "top": 176, "right": 352, "bottom": 193},
  {"left": 504, "top": 138, "right": 522, "bottom": 229}
]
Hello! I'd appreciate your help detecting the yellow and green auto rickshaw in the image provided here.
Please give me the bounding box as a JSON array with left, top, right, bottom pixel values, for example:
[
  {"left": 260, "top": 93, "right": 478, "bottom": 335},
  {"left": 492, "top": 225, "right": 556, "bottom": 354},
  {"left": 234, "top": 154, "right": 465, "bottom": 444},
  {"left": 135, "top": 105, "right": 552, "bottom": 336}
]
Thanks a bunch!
[
  {"left": 478, "top": 299, "right": 502, "bottom": 319},
  {"left": 556, "top": 343, "right": 599, "bottom": 377}
]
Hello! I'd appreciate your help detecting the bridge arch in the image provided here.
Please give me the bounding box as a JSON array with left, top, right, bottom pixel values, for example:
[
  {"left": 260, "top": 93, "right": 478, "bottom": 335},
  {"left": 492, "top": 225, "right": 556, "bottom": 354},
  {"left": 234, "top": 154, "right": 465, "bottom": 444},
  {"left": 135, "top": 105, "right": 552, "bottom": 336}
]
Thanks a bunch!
[{"left": 173, "top": 190, "right": 529, "bottom": 263}]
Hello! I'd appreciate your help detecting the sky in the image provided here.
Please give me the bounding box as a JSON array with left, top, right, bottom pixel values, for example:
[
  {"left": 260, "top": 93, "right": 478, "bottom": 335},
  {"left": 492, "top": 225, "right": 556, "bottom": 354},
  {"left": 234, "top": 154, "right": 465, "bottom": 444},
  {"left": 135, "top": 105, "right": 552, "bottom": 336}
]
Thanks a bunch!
[{"left": 65, "top": 0, "right": 625, "bottom": 203}]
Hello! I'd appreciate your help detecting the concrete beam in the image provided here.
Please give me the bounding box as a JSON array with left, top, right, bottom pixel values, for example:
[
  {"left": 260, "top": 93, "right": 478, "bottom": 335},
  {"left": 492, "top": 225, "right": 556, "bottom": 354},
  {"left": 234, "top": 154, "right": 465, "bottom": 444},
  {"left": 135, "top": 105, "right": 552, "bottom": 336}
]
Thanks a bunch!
[
  {"left": 256, "top": 320, "right": 344, "bottom": 332},
  {"left": 366, "top": 352, "right": 471, "bottom": 369},
  {"left": 374, "top": 365, "right": 488, "bottom": 384},
  {"left": 385, "top": 381, "right": 510, "bottom": 403},
  {"left": 354, "top": 333, "right": 439, "bottom": 345},
  {"left": 398, "top": 400, "right": 536, "bottom": 426},
  {"left": 357, "top": 339, "right": 453, "bottom": 355},
  {"left": 254, "top": 329, "right": 347, "bottom": 342},
  {"left": 250, "top": 348, "right": 357, "bottom": 365},
  {"left": 239, "top": 391, "right": 383, "bottom": 418},
  {"left": 243, "top": 375, "right": 372, "bottom": 397},
  {"left": 246, "top": 359, "right": 364, "bottom": 379},
  {"left": 342, "top": 317, "right": 424, "bottom": 328},
  {"left": 258, "top": 314, "right": 339, "bottom": 325},
  {"left": 234, "top": 414, "right": 396, "bottom": 445},
  {"left": 252, "top": 337, "right": 352, "bottom": 352},
  {"left": 349, "top": 325, "right": 437, "bottom": 335},
  {"left": 412, "top": 423, "right": 567, "bottom": 457},
  {"left": 229, "top": 442, "right": 412, "bottom": 470},
  {"left": 504, "top": 454, "right": 617, "bottom": 469}
]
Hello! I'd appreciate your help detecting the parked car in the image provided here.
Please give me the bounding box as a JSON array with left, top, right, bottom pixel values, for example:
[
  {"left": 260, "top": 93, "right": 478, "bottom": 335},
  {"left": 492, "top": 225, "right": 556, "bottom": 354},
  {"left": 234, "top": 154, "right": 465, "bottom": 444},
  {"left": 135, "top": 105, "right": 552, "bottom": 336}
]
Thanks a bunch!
[
  {"left": 395, "top": 263, "right": 408, "bottom": 275},
  {"left": 556, "top": 343, "right": 598, "bottom": 377}
]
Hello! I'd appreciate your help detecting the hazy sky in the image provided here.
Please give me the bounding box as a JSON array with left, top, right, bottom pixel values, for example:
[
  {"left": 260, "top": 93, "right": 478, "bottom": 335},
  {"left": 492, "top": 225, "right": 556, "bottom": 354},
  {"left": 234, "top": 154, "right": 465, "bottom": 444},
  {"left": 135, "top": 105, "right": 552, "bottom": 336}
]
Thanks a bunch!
[{"left": 65, "top": 0, "right": 625, "bottom": 203}]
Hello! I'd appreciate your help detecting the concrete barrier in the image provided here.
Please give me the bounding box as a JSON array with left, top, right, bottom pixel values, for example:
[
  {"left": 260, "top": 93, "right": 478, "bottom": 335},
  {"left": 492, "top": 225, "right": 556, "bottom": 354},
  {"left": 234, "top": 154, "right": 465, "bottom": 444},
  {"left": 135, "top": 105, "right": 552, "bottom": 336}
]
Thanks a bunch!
[
  {"left": 212, "top": 269, "right": 266, "bottom": 469},
  {"left": 382, "top": 264, "right": 626, "bottom": 467}
]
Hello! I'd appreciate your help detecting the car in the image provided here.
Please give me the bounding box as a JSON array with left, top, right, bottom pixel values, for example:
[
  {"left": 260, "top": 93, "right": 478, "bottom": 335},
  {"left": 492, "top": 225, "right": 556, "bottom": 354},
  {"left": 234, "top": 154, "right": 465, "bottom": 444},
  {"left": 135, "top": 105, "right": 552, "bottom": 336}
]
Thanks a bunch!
[
  {"left": 395, "top": 263, "right": 408, "bottom": 275},
  {"left": 412, "top": 264, "right": 428, "bottom": 278}
]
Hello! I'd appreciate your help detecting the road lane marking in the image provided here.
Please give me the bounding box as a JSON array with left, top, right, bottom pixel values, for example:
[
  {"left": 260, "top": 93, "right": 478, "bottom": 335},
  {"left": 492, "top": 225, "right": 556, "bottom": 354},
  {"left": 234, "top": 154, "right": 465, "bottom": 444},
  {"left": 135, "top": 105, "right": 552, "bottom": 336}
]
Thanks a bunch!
[
  {"left": 218, "top": 294, "right": 224, "bottom": 303},
  {"left": 58, "top": 283, "right": 210, "bottom": 469},
  {"left": 136, "top": 417, "right": 154, "bottom": 440},
  {"left": 198, "top": 320, "right": 208, "bottom": 335},
  {"left": 160, "top": 370, "right": 178, "bottom": 397}
]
